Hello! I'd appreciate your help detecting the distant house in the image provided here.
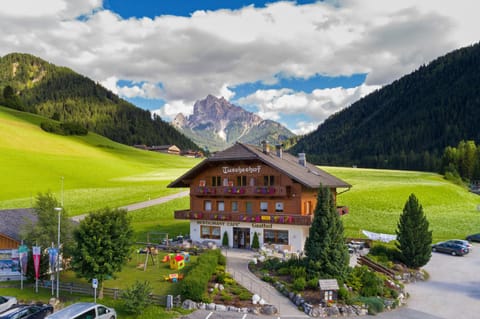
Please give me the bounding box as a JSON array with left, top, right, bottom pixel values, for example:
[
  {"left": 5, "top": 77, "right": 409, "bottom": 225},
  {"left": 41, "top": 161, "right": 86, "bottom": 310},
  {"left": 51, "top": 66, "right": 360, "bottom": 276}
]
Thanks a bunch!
[
  {"left": 150, "top": 145, "right": 181, "bottom": 155},
  {"left": 0, "top": 209, "right": 37, "bottom": 249},
  {"left": 181, "top": 150, "right": 204, "bottom": 158},
  {"left": 133, "top": 144, "right": 149, "bottom": 150}
]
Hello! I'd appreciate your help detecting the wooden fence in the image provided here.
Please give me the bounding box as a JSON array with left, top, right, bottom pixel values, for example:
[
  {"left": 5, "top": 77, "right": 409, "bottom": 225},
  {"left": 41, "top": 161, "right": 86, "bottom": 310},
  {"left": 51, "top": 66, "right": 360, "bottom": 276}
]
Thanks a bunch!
[
  {"left": 357, "top": 255, "right": 395, "bottom": 279},
  {"left": 1, "top": 281, "right": 174, "bottom": 307}
]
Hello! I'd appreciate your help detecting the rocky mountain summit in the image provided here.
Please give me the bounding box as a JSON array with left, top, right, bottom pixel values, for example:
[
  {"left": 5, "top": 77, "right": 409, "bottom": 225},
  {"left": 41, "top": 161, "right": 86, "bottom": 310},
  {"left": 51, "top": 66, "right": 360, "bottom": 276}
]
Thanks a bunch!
[{"left": 173, "top": 95, "right": 294, "bottom": 151}]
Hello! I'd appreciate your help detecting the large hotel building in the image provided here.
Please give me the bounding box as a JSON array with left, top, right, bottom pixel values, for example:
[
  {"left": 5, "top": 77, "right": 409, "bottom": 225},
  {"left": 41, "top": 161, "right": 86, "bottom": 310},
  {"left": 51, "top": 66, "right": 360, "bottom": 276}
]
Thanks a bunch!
[{"left": 169, "top": 142, "right": 350, "bottom": 253}]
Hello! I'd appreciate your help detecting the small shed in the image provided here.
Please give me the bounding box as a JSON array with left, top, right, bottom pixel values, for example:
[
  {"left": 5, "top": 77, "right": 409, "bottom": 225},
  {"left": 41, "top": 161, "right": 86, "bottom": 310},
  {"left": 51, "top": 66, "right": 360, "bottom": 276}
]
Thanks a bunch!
[{"left": 319, "top": 279, "right": 339, "bottom": 303}]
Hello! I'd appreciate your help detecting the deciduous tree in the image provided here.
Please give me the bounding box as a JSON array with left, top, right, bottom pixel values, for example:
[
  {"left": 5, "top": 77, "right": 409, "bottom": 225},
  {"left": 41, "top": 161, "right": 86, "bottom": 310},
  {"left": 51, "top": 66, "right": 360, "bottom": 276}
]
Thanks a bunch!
[{"left": 71, "top": 208, "right": 133, "bottom": 298}]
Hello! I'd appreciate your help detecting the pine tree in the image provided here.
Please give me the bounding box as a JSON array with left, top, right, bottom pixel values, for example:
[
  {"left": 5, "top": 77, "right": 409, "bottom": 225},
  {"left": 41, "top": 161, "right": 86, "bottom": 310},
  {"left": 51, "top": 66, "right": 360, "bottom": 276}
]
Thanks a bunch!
[
  {"left": 251, "top": 232, "right": 260, "bottom": 249},
  {"left": 304, "top": 186, "right": 349, "bottom": 279},
  {"left": 395, "top": 194, "right": 432, "bottom": 268},
  {"left": 222, "top": 231, "right": 229, "bottom": 247}
]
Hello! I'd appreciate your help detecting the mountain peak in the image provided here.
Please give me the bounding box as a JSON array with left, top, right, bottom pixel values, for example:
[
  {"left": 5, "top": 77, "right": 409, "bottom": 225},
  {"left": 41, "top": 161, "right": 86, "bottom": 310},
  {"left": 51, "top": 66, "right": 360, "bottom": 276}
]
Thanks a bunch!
[{"left": 173, "top": 95, "right": 295, "bottom": 151}]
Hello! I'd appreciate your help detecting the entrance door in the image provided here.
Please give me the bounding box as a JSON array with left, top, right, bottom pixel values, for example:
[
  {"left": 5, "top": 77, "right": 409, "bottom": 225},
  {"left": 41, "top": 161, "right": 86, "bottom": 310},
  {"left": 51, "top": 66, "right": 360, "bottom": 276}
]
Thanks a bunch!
[{"left": 233, "top": 227, "right": 250, "bottom": 249}]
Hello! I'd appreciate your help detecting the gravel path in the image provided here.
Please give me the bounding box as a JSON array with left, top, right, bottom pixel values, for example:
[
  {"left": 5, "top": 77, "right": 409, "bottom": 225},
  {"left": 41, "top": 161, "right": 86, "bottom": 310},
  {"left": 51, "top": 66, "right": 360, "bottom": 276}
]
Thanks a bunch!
[{"left": 70, "top": 190, "right": 189, "bottom": 222}]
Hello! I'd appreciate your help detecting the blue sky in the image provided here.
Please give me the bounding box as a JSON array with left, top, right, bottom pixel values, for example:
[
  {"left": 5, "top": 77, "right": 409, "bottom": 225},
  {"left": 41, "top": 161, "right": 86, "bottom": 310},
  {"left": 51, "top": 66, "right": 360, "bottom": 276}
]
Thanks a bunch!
[{"left": 0, "top": 0, "right": 478, "bottom": 134}]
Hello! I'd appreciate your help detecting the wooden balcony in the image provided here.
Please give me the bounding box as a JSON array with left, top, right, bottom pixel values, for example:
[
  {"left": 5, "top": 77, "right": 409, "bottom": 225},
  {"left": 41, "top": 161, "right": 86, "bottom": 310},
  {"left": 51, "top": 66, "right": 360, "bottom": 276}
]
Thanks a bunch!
[
  {"left": 192, "top": 186, "right": 286, "bottom": 197},
  {"left": 174, "top": 209, "right": 313, "bottom": 226}
]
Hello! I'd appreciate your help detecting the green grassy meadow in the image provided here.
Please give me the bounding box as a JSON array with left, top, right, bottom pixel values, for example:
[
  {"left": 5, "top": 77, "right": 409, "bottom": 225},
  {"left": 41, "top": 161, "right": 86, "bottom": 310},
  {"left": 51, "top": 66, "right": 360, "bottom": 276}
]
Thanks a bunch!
[
  {"left": 0, "top": 106, "right": 199, "bottom": 215},
  {"left": 324, "top": 166, "right": 480, "bottom": 242}
]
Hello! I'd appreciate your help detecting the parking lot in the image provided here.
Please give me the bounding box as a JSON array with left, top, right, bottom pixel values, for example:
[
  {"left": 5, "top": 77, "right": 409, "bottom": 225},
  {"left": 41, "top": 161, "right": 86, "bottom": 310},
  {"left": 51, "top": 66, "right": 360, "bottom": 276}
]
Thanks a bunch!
[{"left": 181, "top": 243, "right": 480, "bottom": 319}]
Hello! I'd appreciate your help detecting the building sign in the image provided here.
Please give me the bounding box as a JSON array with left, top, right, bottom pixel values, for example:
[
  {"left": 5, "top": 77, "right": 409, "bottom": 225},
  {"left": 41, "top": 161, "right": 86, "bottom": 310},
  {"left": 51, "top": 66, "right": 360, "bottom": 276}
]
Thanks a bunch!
[
  {"left": 0, "top": 249, "right": 20, "bottom": 276},
  {"left": 196, "top": 221, "right": 240, "bottom": 227},
  {"left": 252, "top": 223, "right": 273, "bottom": 229},
  {"left": 222, "top": 165, "right": 262, "bottom": 175}
]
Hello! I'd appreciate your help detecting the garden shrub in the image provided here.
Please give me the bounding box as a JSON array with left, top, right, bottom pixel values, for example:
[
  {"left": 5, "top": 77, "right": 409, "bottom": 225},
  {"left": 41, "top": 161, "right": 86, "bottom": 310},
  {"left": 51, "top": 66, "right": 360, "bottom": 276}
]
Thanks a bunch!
[
  {"left": 292, "top": 277, "right": 306, "bottom": 292},
  {"left": 239, "top": 291, "right": 252, "bottom": 300},
  {"left": 291, "top": 266, "right": 306, "bottom": 279},
  {"left": 221, "top": 290, "right": 233, "bottom": 302},
  {"left": 278, "top": 267, "right": 290, "bottom": 276},
  {"left": 368, "top": 244, "right": 400, "bottom": 263},
  {"left": 252, "top": 232, "right": 260, "bottom": 249},
  {"left": 180, "top": 249, "right": 222, "bottom": 301},
  {"left": 263, "top": 257, "right": 282, "bottom": 271},
  {"left": 216, "top": 272, "right": 226, "bottom": 284},
  {"left": 222, "top": 231, "right": 229, "bottom": 247},
  {"left": 122, "top": 280, "right": 152, "bottom": 315},
  {"left": 358, "top": 296, "right": 384, "bottom": 315},
  {"left": 262, "top": 274, "right": 274, "bottom": 283},
  {"left": 306, "top": 277, "right": 319, "bottom": 289},
  {"left": 347, "top": 266, "right": 384, "bottom": 297}
]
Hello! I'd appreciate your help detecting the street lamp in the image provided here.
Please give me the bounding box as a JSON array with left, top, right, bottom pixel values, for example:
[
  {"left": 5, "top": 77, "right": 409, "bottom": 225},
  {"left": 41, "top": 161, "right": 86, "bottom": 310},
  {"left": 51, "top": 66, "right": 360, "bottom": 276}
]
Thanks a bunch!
[{"left": 54, "top": 207, "right": 62, "bottom": 300}]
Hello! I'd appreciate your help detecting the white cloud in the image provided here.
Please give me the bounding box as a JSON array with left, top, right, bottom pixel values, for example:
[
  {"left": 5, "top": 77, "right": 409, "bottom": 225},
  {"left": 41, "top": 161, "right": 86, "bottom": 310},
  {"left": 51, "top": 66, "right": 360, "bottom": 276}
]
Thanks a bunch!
[
  {"left": 152, "top": 99, "right": 195, "bottom": 121},
  {"left": 0, "top": 0, "right": 478, "bottom": 133}
]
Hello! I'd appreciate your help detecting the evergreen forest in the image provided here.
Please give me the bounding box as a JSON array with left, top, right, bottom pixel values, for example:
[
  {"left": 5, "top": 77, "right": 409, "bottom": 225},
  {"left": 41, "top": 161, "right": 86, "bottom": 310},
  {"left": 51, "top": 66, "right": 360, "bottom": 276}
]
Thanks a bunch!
[
  {"left": 291, "top": 42, "right": 480, "bottom": 173},
  {"left": 0, "top": 53, "right": 200, "bottom": 150}
]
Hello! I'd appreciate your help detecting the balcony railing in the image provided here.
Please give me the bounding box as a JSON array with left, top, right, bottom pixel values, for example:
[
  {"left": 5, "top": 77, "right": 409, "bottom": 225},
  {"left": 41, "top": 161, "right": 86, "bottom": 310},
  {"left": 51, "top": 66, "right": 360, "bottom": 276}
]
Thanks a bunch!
[
  {"left": 192, "top": 186, "right": 286, "bottom": 197},
  {"left": 174, "top": 209, "right": 313, "bottom": 226}
]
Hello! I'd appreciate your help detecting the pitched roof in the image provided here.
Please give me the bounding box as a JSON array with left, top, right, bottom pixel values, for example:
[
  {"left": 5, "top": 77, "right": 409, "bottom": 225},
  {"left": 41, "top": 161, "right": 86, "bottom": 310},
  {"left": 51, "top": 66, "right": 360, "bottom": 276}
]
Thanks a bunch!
[
  {"left": 319, "top": 279, "right": 339, "bottom": 290},
  {"left": 168, "top": 142, "right": 350, "bottom": 189},
  {"left": 0, "top": 209, "right": 37, "bottom": 242}
]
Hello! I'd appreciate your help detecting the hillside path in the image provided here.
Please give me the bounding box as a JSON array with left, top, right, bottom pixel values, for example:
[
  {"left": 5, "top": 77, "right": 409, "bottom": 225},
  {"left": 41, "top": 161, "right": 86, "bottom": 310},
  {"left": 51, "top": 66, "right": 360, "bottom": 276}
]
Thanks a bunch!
[{"left": 71, "top": 190, "right": 189, "bottom": 222}]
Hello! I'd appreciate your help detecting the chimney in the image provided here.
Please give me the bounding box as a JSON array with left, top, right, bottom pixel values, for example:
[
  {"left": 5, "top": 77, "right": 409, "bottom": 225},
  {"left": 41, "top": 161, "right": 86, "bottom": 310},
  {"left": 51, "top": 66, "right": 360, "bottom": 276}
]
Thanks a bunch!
[
  {"left": 298, "top": 153, "right": 306, "bottom": 167},
  {"left": 275, "top": 144, "right": 283, "bottom": 159},
  {"left": 261, "top": 140, "right": 270, "bottom": 154}
]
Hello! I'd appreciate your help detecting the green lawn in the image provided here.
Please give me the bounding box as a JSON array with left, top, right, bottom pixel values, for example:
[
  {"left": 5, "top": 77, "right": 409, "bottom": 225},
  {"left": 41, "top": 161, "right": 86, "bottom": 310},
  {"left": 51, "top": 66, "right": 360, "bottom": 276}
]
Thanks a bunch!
[
  {"left": 323, "top": 166, "right": 480, "bottom": 242},
  {"left": 0, "top": 106, "right": 199, "bottom": 215}
]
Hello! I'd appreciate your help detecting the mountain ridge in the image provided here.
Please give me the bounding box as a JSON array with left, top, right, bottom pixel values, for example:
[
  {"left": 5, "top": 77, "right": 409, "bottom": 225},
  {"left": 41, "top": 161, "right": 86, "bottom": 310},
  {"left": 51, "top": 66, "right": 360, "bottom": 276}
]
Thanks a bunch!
[
  {"left": 173, "top": 94, "right": 295, "bottom": 151},
  {"left": 0, "top": 52, "right": 200, "bottom": 151},
  {"left": 291, "top": 42, "right": 480, "bottom": 172}
]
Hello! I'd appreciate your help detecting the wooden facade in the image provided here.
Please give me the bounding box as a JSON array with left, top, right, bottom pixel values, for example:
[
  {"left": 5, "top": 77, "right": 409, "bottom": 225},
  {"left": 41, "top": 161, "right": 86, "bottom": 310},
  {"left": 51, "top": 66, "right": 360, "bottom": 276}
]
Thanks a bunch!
[
  {"left": 169, "top": 142, "right": 350, "bottom": 252},
  {"left": 0, "top": 234, "right": 19, "bottom": 249}
]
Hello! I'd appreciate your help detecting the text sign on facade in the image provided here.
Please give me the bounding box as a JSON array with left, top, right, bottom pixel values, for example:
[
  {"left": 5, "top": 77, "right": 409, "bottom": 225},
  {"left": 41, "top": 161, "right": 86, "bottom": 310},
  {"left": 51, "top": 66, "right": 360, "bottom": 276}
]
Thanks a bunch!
[
  {"left": 222, "top": 165, "right": 262, "bottom": 174},
  {"left": 252, "top": 223, "right": 273, "bottom": 229}
]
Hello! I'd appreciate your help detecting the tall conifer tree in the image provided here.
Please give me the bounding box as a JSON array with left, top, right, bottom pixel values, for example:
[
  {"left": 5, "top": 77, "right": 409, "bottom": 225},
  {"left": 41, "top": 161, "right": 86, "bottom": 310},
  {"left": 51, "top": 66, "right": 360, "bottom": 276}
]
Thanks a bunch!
[
  {"left": 396, "top": 194, "right": 432, "bottom": 268},
  {"left": 304, "top": 186, "right": 349, "bottom": 279}
]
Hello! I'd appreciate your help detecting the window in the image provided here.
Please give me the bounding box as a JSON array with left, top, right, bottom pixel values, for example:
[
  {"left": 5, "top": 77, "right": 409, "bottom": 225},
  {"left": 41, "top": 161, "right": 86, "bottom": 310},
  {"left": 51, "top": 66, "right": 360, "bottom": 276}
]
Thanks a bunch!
[
  {"left": 232, "top": 201, "right": 239, "bottom": 212},
  {"left": 275, "top": 202, "right": 284, "bottom": 212},
  {"left": 263, "top": 229, "right": 289, "bottom": 244},
  {"left": 263, "top": 175, "right": 275, "bottom": 186},
  {"left": 246, "top": 202, "right": 253, "bottom": 213},
  {"left": 211, "top": 176, "right": 221, "bottom": 186},
  {"left": 199, "top": 179, "right": 206, "bottom": 187},
  {"left": 249, "top": 177, "right": 256, "bottom": 186},
  {"left": 305, "top": 201, "right": 312, "bottom": 215},
  {"left": 223, "top": 178, "right": 229, "bottom": 186},
  {"left": 201, "top": 226, "right": 221, "bottom": 239},
  {"left": 237, "top": 175, "right": 247, "bottom": 186},
  {"left": 260, "top": 202, "right": 268, "bottom": 212},
  {"left": 204, "top": 200, "right": 212, "bottom": 211},
  {"left": 217, "top": 201, "right": 225, "bottom": 211},
  {"left": 75, "top": 309, "right": 96, "bottom": 319},
  {"left": 97, "top": 306, "right": 107, "bottom": 315}
]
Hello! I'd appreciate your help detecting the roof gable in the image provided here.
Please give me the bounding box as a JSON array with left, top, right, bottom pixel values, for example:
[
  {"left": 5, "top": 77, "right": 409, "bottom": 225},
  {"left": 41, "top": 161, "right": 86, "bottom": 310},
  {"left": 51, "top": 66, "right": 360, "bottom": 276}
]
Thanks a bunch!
[
  {"left": 169, "top": 142, "right": 350, "bottom": 189},
  {"left": 0, "top": 209, "right": 37, "bottom": 242}
]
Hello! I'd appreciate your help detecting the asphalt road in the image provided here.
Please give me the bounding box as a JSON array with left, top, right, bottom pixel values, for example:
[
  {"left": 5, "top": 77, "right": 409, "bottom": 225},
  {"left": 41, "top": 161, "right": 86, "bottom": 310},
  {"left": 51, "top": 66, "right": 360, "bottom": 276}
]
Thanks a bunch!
[{"left": 182, "top": 243, "right": 480, "bottom": 319}]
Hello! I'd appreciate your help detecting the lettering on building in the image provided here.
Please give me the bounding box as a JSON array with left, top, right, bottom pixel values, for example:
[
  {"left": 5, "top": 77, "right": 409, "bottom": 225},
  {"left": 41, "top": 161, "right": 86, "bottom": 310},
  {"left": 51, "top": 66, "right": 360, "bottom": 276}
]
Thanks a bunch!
[
  {"left": 222, "top": 165, "right": 262, "bottom": 175},
  {"left": 252, "top": 223, "right": 273, "bottom": 229}
]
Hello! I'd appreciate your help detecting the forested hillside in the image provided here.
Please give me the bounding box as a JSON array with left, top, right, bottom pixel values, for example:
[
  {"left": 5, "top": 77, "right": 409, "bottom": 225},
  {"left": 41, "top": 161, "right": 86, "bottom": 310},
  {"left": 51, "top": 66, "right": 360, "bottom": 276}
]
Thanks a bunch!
[
  {"left": 291, "top": 42, "right": 480, "bottom": 172},
  {"left": 0, "top": 53, "right": 200, "bottom": 150}
]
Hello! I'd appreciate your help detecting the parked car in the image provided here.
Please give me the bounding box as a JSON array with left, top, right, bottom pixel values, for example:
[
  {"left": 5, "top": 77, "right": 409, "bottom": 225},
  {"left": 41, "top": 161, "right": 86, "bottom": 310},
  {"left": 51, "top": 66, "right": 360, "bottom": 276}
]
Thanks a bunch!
[
  {"left": 0, "top": 304, "right": 53, "bottom": 319},
  {"left": 432, "top": 241, "right": 469, "bottom": 256},
  {"left": 466, "top": 233, "right": 480, "bottom": 242},
  {"left": 45, "top": 302, "right": 116, "bottom": 319},
  {"left": 0, "top": 296, "right": 17, "bottom": 314},
  {"left": 446, "top": 239, "right": 473, "bottom": 251}
]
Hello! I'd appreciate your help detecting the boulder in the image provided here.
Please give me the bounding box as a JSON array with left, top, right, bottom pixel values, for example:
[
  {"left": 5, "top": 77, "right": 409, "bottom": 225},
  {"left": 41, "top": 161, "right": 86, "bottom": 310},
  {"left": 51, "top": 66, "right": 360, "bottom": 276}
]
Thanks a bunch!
[
  {"left": 206, "top": 303, "right": 216, "bottom": 310},
  {"left": 181, "top": 299, "right": 197, "bottom": 310},
  {"left": 252, "top": 294, "right": 261, "bottom": 304},
  {"left": 215, "top": 304, "right": 227, "bottom": 311},
  {"left": 260, "top": 305, "right": 278, "bottom": 315}
]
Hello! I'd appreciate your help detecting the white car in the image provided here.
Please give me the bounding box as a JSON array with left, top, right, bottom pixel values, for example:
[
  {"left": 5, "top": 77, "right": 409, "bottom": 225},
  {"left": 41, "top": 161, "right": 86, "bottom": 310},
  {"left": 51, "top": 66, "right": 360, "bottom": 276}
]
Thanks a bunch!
[{"left": 0, "top": 296, "right": 17, "bottom": 314}]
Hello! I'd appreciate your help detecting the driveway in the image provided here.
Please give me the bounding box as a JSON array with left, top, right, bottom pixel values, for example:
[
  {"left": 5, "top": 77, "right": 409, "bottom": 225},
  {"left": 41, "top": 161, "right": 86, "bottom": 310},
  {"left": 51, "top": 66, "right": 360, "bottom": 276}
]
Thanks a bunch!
[{"left": 182, "top": 243, "right": 480, "bottom": 319}]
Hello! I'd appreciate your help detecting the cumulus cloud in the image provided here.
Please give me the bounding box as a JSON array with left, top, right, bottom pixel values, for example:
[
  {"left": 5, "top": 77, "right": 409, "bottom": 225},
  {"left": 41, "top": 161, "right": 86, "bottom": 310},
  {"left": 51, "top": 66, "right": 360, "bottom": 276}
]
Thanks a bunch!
[
  {"left": 0, "top": 0, "right": 478, "bottom": 133},
  {"left": 237, "top": 84, "right": 380, "bottom": 134}
]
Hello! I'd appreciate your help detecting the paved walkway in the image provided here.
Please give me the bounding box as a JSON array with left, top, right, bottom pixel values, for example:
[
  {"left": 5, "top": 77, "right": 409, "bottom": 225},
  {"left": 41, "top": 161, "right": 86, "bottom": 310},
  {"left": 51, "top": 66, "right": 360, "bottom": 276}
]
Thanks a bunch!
[
  {"left": 225, "top": 248, "right": 309, "bottom": 318},
  {"left": 71, "top": 190, "right": 189, "bottom": 222}
]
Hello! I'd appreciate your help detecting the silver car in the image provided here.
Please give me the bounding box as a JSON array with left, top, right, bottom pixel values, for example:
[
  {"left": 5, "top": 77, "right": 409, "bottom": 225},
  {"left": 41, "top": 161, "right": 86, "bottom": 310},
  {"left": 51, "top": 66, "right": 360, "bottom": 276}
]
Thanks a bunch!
[
  {"left": 0, "top": 296, "right": 17, "bottom": 314},
  {"left": 45, "top": 302, "right": 116, "bottom": 319}
]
